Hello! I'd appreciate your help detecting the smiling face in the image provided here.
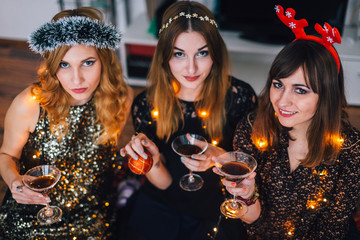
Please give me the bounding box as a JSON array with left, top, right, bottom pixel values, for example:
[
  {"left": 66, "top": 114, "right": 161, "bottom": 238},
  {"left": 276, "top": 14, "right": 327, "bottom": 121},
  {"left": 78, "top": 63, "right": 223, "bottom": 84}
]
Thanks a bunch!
[
  {"left": 56, "top": 45, "right": 101, "bottom": 106},
  {"left": 270, "top": 67, "right": 319, "bottom": 132},
  {"left": 169, "top": 31, "right": 213, "bottom": 101}
]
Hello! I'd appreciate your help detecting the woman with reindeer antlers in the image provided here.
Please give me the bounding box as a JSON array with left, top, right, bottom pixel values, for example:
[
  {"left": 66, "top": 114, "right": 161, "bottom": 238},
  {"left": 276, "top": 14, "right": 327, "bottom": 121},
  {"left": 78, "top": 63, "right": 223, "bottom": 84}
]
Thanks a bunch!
[{"left": 213, "top": 5, "right": 360, "bottom": 240}]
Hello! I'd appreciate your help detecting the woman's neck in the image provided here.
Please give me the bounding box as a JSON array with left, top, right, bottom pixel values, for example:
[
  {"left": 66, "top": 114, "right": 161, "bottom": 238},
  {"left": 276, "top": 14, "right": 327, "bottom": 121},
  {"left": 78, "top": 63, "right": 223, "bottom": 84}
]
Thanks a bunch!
[
  {"left": 288, "top": 127, "right": 309, "bottom": 172},
  {"left": 177, "top": 87, "right": 200, "bottom": 102}
]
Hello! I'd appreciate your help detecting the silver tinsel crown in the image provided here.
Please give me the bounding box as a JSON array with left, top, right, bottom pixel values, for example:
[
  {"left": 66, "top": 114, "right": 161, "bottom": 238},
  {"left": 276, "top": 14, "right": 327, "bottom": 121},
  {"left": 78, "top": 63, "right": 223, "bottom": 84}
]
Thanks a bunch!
[{"left": 28, "top": 16, "right": 121, "bottom": 55}]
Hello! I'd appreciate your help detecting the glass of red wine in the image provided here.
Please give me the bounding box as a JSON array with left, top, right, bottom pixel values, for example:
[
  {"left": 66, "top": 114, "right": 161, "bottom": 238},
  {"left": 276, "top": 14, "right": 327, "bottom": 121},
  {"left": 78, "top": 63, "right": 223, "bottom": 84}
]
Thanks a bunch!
[
  {"left": 23, "top": 165, "right": 62, "bottom": 225},
  {"left": 215, "top": 151, "right": 257, "bottom": 218},
  {"left": 171, "top": 133, "right": 208, "bottom": 191}
]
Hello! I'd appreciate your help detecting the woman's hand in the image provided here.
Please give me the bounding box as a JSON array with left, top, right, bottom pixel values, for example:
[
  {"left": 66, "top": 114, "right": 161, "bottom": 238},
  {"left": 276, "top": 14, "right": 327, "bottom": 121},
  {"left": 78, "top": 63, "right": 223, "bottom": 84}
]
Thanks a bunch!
[
  {"left": 212, "top": 156, "right": 256, "bottom": 199},
  {"left": 120, "top": 133, "right": 160, "bottom": 163},
  {"left": 10, "top": 176, "right": 50, "bottom": 205},
  {"left": 182, "top": 143, "right": 226, "bottom": 172},
  {"left": 120, "top": 133, "right": 172, "bottom": 189}
]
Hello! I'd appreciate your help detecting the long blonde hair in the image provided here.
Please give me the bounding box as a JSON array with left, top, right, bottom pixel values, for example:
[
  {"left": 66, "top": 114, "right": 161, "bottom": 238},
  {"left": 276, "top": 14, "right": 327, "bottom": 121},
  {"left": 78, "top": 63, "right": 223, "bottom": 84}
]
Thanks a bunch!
[
  {"left": 31, "top": 7, "right": 129, "bottom": 145},
  {"left": 148, "top": 1, "right": 230, "bottom": 142}
]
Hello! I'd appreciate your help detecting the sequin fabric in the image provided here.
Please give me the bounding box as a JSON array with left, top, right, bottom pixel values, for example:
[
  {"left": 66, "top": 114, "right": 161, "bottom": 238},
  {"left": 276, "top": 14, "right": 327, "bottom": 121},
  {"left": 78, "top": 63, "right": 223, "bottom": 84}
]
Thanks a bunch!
[
  {"left": 234, "top": 113, "right": 360, "bottom": 240},
  {"left": 0, "top": 99, "right": 123, "bottom": 239}
]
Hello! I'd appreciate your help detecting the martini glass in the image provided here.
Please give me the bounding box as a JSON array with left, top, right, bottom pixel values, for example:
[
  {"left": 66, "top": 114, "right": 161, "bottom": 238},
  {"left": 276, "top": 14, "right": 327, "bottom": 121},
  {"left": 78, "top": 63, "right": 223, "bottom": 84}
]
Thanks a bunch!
[
  {"left": 172, "top": 133, "right": 208, "bottom": 191},
  {"left": 215, "top": 151, "right": 257, "bottom": 218},
  {"left": 23, "top": 165, "right": 62, "bottom": 225}
]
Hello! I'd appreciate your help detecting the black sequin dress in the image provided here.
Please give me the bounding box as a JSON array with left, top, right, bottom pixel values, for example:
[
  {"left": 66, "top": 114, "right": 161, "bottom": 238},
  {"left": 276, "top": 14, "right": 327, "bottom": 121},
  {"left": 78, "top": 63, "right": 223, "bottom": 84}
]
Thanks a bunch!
[
  {"left": 0, "top": 99, "right": 123, "bottom": 239},
  {"left": 127, "top": 77, "right": 257, "bottom": 240},
  {"left": 234, "top": 113, "right": 360, "bottom": 240}
]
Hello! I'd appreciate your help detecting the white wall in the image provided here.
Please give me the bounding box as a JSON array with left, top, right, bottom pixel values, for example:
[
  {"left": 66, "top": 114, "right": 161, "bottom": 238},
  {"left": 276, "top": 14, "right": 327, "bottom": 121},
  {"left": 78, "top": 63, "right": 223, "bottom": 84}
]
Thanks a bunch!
[
  {"left": 0, "top": 0, "right": 146, "bottom": 41},
  {"left": 1, "top": 0, "right": 358, "bottom": 41},
  {"left": 0, "top": 0, "right": 59, "bottom": 41}
]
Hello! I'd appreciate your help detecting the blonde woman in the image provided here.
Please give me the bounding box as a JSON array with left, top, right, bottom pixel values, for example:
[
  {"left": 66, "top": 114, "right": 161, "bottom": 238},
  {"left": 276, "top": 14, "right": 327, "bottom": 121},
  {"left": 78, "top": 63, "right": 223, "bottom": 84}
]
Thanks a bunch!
[
  {"left": 0, "top": 7, "right": 132, "bottom": 239},
  {"left": 120, "top": 1, "right": 257, "bottom": 239}
]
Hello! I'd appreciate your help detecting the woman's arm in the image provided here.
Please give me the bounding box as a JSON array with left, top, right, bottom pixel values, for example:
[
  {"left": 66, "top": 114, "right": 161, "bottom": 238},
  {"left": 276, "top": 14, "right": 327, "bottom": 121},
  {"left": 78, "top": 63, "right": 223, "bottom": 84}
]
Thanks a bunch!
[
  {"left": 0, "top": 87, "right": 49, "bottom": 205},
  {"left": 123, "top": 91, "right": 172, "bottom": 189},
  {"left": 120, "top": 133, "right": 172, "bottom": 190}
]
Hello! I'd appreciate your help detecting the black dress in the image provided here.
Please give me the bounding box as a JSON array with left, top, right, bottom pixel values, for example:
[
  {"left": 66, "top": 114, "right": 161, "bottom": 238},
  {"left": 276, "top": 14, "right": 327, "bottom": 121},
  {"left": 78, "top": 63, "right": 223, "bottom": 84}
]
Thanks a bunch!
[{"left": 126, "top": 77, "right": 257, "bottom": 240}]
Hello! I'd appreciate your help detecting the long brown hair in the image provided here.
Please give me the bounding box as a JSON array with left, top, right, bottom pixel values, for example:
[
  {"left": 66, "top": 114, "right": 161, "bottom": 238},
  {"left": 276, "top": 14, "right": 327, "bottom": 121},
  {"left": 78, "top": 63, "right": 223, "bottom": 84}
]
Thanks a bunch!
[
  {"left": 31, "top": 7, "right": 129, "bottom": 145},
  {"left": 252, "top": 40, "right": 349, "bottom": 167},
  {"left": 148, "top": 1, "right": 230, "bottom": 142}
]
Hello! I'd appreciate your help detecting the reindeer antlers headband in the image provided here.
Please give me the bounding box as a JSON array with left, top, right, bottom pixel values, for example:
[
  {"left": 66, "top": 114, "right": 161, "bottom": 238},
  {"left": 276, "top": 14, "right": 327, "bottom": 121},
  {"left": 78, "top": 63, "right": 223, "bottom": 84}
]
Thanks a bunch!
[{"left": 275, "top": 5, "right": 341, "bottom": 72}]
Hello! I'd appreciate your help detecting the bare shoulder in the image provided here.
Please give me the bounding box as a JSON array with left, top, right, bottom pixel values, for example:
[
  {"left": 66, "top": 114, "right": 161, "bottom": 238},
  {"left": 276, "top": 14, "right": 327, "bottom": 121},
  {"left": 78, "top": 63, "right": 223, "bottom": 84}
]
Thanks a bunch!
[
  {"left": 6, "top": 86, "right": 40, "bottom": 132},
  {"left": 1, "top": 87, "right": 40, "bottom": 158}
]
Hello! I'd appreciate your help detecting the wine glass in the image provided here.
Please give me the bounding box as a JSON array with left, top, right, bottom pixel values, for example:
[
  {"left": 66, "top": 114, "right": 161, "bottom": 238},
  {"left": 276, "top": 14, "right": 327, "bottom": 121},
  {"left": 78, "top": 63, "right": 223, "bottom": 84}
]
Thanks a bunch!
[
  {"left": 215, "top": 151, "right": 257, "bottom": 218},
  {"left": 171, "top": 133, "right": 208, "bottom": 191},
  {"left": 23, "top": 165, "right": 62, "bottom": 225}
]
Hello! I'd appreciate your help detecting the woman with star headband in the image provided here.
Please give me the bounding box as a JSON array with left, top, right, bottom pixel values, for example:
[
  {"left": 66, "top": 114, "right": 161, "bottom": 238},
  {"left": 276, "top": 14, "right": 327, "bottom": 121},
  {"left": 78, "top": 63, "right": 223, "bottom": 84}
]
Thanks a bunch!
[
  {"left": 0, "top": 7, "right": 132, "bottom": 239},
  {"left": 213, "top": 5, "right": 360, "bottom": 239},
  {"left": 119, "top": 1, "right": 257, "bottom": 239}
]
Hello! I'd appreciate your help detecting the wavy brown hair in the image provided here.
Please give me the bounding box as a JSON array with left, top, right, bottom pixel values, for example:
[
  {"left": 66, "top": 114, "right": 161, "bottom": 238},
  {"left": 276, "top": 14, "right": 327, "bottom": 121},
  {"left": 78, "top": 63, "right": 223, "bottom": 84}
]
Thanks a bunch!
[
  {"left": 148, "top": 1, "right": 230, "bottom": 142},
  {"left": 31, "top": 7, "right": 129, "bottom": 145},
  {"left": 252, "top": 40, "right": 349, "bottom": 167}
]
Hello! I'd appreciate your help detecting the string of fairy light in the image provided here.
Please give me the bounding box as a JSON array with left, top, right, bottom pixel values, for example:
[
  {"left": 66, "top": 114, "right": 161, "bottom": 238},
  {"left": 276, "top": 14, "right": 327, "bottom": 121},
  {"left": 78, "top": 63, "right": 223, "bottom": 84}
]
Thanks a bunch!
[
  {"left": 150, "top": 105, "right": 352, "bottom": 238},
  {"left": 151, "top": 107, "right": 222, "bottom": 238},
  {"left": 150, "top": 108, "right": 219, "bottom": 145},
  {"left": 254, "top": 136, "right": 345, "bottom": 237}
]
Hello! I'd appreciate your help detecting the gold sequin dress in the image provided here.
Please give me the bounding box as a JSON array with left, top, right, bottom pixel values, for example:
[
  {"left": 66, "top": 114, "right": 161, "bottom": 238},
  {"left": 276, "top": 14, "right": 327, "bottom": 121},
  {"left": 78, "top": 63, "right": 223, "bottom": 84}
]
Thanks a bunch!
[{"left": 0, "top": 99, "right": 123, "bottom": 239}]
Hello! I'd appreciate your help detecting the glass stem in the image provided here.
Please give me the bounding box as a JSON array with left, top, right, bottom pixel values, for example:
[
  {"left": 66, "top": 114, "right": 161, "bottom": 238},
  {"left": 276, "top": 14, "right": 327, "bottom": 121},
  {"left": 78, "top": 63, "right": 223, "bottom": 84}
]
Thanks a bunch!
[
  {"left": 44, "top": 203, "right": 54, "bottom": 216},
  {"left": 42, "top": 192, "right": 53, "bottom": 216},
  {"left": 231, "top": 194, "right": 238, "bottom": 209},
  {"left": 188, "top": 170, "right": 195, "bottom": 183}
]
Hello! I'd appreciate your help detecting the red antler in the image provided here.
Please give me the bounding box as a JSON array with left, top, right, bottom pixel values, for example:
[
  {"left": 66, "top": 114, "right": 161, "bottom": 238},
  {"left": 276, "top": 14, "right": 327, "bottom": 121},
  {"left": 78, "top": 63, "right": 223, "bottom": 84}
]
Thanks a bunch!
[
  {"left": 275, "top": 5, "right": 308, "bottom": 39},
  {"left": 275, "top": 5, "right": 342, "bottom": 72},
  {"left": 314, "top": 22, "right": 342, "bottom": 46}
]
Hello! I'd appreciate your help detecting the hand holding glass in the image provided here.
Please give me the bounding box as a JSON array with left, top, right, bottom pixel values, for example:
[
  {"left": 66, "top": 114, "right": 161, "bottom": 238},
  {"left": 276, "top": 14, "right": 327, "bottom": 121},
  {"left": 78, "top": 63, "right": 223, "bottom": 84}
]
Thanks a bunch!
[
  {"left": 215, "top": 151, "right": 257, "bottom": 218},
  {"left": 172, "top": 133, "right": 208, "bottom": 191},
  {"left": 23, "top": 165, "right": 62, "bottom": 225}
]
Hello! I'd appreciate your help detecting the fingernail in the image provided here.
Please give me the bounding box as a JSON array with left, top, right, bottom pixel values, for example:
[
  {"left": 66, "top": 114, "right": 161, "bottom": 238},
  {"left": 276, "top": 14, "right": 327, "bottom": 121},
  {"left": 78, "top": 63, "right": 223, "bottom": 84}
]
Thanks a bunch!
[
  {"left": 134, "top": 156, "right": 138, "bottom": 160},
  {"left": 142, "top": 140, "right": 147, "bottom": 144},
  {"left": 140, "top": 149, "right": 144, "bottom": 154},
  {"left": 191, "top": 155, "right": 196, "bottom": 159},
  {"left": 143, "top": 154, "right": 148, "bottom": 159},
  {"left": 242, "top": 188, "right": 247, "bottom": 191},
  {"left": 231, "top": 182, "right": 236, "bottom": 187},
  {"left": 180, "top": 157, "right": 185, "bottom": 163}
]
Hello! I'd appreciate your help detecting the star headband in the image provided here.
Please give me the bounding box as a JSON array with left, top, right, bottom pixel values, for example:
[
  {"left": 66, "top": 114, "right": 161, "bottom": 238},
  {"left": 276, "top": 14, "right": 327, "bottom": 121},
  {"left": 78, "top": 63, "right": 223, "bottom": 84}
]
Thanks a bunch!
[
  {"left": 28, "top": 16, "right": 122, "bottom": 55},
  {"left": 159, "top": 12, "right": 218, "bottom": 34},
  {"left": 275, "top": 5, "right": 341, "bottom": 72}
]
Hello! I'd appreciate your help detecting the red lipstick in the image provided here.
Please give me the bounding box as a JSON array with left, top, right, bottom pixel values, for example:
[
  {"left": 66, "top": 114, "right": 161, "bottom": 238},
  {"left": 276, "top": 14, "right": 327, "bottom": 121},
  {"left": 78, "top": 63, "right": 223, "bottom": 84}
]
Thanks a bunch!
[
  {"left": 184, "top": 76, "right": 199, "bottom": 82},
  {"left": 72, "top": 88, "right": 87, "bottom": 94}
]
